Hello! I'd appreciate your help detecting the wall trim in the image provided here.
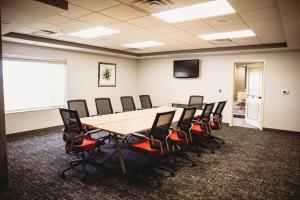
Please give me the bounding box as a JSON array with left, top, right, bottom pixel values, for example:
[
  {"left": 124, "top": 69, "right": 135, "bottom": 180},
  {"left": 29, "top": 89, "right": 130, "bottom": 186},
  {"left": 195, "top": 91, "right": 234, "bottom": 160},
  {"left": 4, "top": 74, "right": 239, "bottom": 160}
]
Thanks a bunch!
[{"left": 263, "top": 127, "right": 300, "bottom": 134}]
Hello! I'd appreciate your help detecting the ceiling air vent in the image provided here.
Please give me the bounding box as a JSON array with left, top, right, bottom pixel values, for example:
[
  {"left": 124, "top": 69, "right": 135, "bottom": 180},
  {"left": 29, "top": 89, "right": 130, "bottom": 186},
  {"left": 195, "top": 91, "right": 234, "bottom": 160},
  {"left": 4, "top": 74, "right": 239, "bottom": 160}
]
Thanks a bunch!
[
  {"left": 32, "top": 29, "right": 63, "bottom": 38},
  {"left": 131, "top": 0, "right": 174, "bottom": 5}
]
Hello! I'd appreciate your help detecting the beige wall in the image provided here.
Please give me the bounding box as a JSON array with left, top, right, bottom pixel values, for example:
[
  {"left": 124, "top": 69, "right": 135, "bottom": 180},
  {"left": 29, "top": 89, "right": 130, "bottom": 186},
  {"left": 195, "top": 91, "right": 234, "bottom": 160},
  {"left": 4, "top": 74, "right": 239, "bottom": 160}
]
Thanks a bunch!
[
  {"left": 138, "top": 50, "right": 300, "bottom": 132},
  {"left": 234, "top": 66, "right": 246, "bottom": 99},
  {"left": 3, "top": 42, "right": 139, "bottom": 134}
]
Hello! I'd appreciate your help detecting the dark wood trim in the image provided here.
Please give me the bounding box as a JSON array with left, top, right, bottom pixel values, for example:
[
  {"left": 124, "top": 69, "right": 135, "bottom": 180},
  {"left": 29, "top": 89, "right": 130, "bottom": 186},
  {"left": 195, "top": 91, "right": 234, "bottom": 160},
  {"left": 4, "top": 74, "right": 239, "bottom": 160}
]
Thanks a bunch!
[
  {"left": 35, "top": 0, "right": 68, "bottom": 10},
  {"left": 263, "top": 127, "right": 300, "bottom": 134},
  {"left": 0, "top": 9, "right": 9, "bottom": 187},
  {"left": 3, "top": 32, "right": 138, "bottom": 57},
  {"left": 6, "top": 125, "right": 64, "bottom": 140},
  {"left": 141, "top": 43, "right": 288, "bottom": 57}
]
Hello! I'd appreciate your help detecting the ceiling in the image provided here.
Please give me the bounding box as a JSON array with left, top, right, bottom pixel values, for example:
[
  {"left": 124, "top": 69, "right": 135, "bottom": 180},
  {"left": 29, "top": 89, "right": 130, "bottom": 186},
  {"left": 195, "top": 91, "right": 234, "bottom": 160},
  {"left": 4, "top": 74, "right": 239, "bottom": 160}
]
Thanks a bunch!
[{"left": 0, "top": 0, "right": 296, "bottom": 56}]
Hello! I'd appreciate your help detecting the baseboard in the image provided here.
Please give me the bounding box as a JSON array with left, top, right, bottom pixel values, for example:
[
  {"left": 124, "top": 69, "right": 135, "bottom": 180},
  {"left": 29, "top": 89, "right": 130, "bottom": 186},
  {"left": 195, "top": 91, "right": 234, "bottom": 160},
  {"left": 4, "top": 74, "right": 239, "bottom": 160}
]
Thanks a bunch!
[
  {"left": 263, "top": 127, "right": 300, "bottom": 134},
  {"left": 6, "top": 125, "right": 64, "bottom": 139}
]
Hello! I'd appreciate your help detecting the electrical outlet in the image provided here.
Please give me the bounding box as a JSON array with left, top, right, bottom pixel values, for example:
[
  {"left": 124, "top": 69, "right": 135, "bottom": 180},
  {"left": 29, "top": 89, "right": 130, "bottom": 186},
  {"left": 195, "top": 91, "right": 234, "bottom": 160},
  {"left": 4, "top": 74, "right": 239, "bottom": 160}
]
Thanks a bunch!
[{"left": 283, "top": 91, "right": 290, "bottom": 95}]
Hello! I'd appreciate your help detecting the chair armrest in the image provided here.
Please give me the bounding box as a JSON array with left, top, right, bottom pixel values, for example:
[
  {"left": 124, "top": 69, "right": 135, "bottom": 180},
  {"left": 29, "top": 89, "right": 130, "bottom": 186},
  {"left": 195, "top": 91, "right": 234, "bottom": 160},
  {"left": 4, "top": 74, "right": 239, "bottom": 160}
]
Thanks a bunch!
[
  {"left": 137, "top": 108, "right": 142, "bottom": 110},
  {"left": 153, "top": 106, "right": 159, "bottom": 108},
  {"left": 90, "top": 114, "right": 100, "bottom": 117},
  {"left": 132, "top": 133, "right": 147, "bottom": 139}
]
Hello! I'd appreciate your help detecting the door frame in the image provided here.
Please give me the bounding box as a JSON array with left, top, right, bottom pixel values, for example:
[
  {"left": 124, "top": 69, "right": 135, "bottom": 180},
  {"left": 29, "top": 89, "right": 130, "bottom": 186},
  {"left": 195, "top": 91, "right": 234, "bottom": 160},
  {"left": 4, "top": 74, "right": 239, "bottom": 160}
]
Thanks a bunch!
[{"left": 229, "top": 60, "right": 266, "bottom": 130}]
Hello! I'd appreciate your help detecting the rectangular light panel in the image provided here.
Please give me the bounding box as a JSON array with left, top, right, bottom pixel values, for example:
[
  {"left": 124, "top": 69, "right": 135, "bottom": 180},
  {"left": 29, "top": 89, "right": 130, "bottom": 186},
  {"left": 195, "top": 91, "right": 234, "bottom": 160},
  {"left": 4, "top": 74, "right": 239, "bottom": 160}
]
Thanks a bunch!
[
  {"left": 69, "top": 26, "right": 120, "bottom": 39},
  {"left": 152, "top": 0, "right": 236, "bottom": 23},
  {"left": 198, "top": 30, "right": 256, "bottom": 40},
  {"left": 123, "top": 41, "right": 164, "bottom": 48}
]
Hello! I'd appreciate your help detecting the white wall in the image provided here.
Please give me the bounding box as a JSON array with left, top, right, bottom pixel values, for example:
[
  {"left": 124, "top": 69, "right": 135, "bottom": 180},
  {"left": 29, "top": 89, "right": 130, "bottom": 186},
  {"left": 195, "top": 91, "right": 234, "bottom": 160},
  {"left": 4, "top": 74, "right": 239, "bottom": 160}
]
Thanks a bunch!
[
  {"left": 137, "top": 50, "right": 300, "bottom": 132},
  {"left": 3, "top": 42, "right": 139, "bottom": 134}
]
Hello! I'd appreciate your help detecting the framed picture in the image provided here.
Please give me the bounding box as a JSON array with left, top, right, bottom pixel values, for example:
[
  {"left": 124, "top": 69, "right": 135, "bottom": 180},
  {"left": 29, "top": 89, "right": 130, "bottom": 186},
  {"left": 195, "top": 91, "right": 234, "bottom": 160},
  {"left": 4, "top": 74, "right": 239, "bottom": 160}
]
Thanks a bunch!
[{"left": 98, "top": 62, "right": 116, "bottom": 87}]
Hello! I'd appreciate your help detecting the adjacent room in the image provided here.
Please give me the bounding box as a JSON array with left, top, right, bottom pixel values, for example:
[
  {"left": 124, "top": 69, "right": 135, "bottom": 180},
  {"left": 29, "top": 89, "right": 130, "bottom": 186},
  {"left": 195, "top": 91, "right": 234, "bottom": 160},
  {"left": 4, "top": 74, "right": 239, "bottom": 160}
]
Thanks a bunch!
[{"left": 0, "top": 0, "right": 299, "bottom": 200}]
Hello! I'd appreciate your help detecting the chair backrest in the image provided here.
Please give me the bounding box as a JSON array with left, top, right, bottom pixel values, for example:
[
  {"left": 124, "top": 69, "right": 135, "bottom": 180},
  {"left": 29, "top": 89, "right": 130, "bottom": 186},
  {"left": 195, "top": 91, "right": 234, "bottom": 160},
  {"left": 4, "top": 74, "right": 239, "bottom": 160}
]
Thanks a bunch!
[
  {"left": 199, "top": 103, "right": 215, "bottom": 123},
  {"left": 177, "top": 106, "right": 197, "bottom": 133},
  {"left": 213, "top": 101, "right": 226, "bottom": 121},
  {"left": 149, "top": 110, "right": 175, "bottom": 149},
  {"left": 67, "top": 99, "right": 89, "bottom": 118},
  {"left": 95, "top": 98, "right": 113, "bottom": 115},
  {"left": 139, "top": 95, "right": 153, "bottom": 109},
  {"left": 188, "top": 95, "right": 204, "bottom": 109},
  {"left": 120, "top": 96, "right": 136, "bottom": 112},
  {"left": 59, "top": 108, "right": 84, "bottom": 146}
]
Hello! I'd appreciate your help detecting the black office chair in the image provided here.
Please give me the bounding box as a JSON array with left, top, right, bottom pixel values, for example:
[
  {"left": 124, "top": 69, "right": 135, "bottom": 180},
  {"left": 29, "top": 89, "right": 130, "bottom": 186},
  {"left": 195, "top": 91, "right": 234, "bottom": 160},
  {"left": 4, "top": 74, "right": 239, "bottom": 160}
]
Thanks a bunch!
[
  {"left": 188, "top": 95, "right": 204, "bottom": 110},
  {"left": 95, "top": 98, "right": 113, "bottom": 115},
  {"left": 59, "top": 108, "right": 105, "bottom": 178},
  {"left": 209, "top": 101, "right": 227, "bottom": 145},
  {"left": 129, "top": 110, "right": 176, "bottom": 176},
  {"left": 120, "top": 96, "right": 136, "bottom": 112},
  {"left": 191, "top": 103, "right": 215, "bottom": 156},
  {"left": 139, "top": 95, "right": 153, "bottom": 109},
  {"left": 67, "top": 99, "right": 90, "bottom": 118},
  {"left": 170, "top": 106, "right": 197, "bottom": 167}
]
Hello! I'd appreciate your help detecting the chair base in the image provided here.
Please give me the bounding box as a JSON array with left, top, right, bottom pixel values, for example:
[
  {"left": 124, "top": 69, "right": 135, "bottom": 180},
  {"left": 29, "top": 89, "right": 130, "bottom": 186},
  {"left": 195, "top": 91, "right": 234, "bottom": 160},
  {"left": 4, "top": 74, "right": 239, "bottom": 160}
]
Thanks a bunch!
[{"left": 173, "top": 146, "right": 196, "bottom": 167}]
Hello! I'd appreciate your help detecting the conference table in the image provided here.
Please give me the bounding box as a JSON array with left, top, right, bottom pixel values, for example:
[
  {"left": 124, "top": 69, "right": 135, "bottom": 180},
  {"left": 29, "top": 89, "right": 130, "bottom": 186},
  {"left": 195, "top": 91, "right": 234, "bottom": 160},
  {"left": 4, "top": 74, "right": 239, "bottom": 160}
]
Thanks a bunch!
[{"left": 81, "top": 106, "right": 202, "bottom": 175}]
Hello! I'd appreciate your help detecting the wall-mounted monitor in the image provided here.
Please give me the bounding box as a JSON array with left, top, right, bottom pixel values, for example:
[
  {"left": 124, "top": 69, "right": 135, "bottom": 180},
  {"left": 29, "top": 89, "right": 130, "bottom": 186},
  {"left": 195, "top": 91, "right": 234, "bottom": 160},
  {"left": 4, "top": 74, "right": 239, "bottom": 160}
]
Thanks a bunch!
[{"left": 173, "top": 59, "right": 199, "bottom": 78}]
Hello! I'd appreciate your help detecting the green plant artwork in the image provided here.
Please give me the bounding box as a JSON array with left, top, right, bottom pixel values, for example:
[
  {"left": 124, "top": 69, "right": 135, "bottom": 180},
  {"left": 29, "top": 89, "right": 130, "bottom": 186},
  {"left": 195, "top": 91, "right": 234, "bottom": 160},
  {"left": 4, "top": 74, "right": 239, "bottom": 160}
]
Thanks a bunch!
[{"left": 102, "top": 68, "right": 112, "bottom": 81}]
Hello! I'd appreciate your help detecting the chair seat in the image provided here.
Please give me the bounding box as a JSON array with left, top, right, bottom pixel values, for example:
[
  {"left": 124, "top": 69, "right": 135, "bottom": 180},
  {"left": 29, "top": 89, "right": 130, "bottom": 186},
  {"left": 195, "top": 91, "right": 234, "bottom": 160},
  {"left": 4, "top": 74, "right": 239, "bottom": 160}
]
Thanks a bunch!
[
  {"left": 74, "top": 136, "right": 104, "bottom": 151},
  {"left": 170, "top": 130, "right": 191, "bottom": 145},
  {"left": 129, "top": 139, "right": 167, "bottom": 156},
  {"left": 210, "top": 120, "right": 219, "bottom": 130},
  {"left": 191, "top": 124, "right": 207, "bottom": 136}
]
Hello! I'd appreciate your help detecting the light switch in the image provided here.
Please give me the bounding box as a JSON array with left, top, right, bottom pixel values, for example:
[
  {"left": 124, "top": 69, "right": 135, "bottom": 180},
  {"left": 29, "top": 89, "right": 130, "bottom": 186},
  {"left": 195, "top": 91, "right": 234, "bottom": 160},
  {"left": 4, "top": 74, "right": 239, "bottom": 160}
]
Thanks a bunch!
[{"left": 219, "top": 89, "right": 222, "bottom": 93}]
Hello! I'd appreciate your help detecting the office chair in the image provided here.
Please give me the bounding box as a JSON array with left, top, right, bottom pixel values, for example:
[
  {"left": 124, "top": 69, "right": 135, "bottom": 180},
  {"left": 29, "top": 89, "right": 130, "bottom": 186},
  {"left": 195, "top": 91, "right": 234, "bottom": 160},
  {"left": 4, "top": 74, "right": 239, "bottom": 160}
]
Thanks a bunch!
[
  {"left": 209, "top": 101, "right": 227, "bottom": 145},
  {"left": 170, "top": 106, "right": 197, "bottom": 167},
  {"left": 191, "top": 103, "right": 215, "bottom": 156},
  {"left": 120, "top": 96, "right": 136, "bottom": 112},
  {"left": 59, "top": 108, "right": 105, "bottom": 178},
  {"left": 139, "top": 95, "right": 157, "bottom": 109},
  {"left": 129, "top": 110, "right": 176, "bottom": 176},
  {"left": 188, "top": 95, "right": 204, "bottom": 110},
  {"left": 95, "top": 98, "right": 114, "bottom": 115}
]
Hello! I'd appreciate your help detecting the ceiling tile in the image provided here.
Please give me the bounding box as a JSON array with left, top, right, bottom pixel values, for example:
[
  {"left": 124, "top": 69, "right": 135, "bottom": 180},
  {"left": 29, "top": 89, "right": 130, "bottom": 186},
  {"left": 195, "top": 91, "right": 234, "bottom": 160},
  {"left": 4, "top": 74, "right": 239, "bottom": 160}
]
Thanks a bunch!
[
  {"left": 60, "top": 4, "right": 92, "bottom": 19},
  {"left": 228, "top": 0, "right": 277, "bottom": 12},
  {"left": 239, "top": 6, "right": 280, "bottom": 22},
  {"left": 59, "top": 20, "right": 93, "bottom": 30},
  {"left": 215, "top": 23, "right": 249, "bottom": 32},
  {"left": 29, "top": 22, "right": 52, "bottom": 29},
  {"left": 127, "top": 16, "right": 166, "bottom": 28},
  {"left": 204, "top": 14, "right": 244, "bottom": 27},
  {"left": 248, "top": 19, "right": 285, "bottom": 43},
  {"left": 42, "top": 16, "right": 70, "bottom": 24},
  {"left": 44, "top": 25, "right": 75, "bottom": 35},
  {"left": 107, "top": 22, "right": 140, "bottom": 32},
  {"left": 70, "top": 0, "right": 120, "bottom": 11},
  {"left": 99, "top": 5, "right": 146, "bottom": 20},
  {"left": 15, "top": 27, "right": 38, "bottom": 34},
  {"left": 232, "top": 37, "right": 262, "bottom": 45},
  {"left": 172, "top": 0, "right": 212, "bottom": 6},
  {"left": 130, "top": 2, "right": 176, "bottom": 14},
  {"left": 77, "top": 13, "right": 117, "bottom": 26},
  {"left": 174, "top": 19, "right": 216, "bottom": 35}
]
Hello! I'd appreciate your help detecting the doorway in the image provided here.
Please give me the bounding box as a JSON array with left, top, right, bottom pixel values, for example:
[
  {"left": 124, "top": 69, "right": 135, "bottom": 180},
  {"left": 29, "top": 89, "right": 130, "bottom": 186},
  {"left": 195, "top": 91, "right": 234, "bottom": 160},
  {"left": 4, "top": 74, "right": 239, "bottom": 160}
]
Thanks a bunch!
[{"left": 231, "top": 61, "right": 265, "bottom": 130}]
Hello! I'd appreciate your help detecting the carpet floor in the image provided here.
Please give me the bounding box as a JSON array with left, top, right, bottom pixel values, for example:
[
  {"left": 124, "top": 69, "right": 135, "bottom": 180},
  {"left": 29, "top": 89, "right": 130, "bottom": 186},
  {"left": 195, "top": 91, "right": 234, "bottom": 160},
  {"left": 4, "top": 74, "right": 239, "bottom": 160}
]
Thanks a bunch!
[{"left": 1, "top": 126, "right": 300, "bottom": 200}]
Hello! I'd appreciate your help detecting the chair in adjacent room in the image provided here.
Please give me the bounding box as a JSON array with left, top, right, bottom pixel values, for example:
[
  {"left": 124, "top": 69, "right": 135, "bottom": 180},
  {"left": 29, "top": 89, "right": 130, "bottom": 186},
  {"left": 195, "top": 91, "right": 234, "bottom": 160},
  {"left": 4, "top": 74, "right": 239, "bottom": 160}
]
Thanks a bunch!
[
  {"left": 209, "top": 101, "right": 227, "bottom": 145},
  {"left": 188, "top": 95, "right": 204, "bottom": 110},
  {"left": 170, "top": 106, "right": 197, "bottom": 167},
  {"left": 191, "top": 103, "right": 215, "bottom": 156},
  {"left": 95, "top": 98, "right": 114, "bottom": 115},
  {"left": 129, "top": 110, "right": 176, "bottom": 176},
  {"left": 120, "top": 96, "right": 136, "bottom": 112},
  {"left": 139, "top": 95, "right": 157, "bottom": 109},
  {"left": 59, "top": 108, "right": 105, "bottom": 178}
]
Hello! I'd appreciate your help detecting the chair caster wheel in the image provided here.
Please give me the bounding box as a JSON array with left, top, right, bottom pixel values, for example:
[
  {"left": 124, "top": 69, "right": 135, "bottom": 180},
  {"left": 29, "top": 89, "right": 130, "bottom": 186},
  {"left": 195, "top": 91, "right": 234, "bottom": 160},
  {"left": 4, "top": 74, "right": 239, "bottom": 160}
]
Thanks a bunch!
[
  {"left": 61, "top": 173, "right": 66, "bottom": 178},
  {"left": 217, "top": 145, "right": 220, "bottom": 148},
  {"left": 211, "top": 151, "right": 215, "bottom": 154},
  {"left": 222, "top": 141, "right": 225, "bottom": 144},
  {"left": 192, "top": 163, "right": 196, "bottom": 167},
  {"left": 170, "top": 171, "right": 175, "bottom": 176},
  {"left": 197, "top": 153, "right": 201, "bottom": 157}
]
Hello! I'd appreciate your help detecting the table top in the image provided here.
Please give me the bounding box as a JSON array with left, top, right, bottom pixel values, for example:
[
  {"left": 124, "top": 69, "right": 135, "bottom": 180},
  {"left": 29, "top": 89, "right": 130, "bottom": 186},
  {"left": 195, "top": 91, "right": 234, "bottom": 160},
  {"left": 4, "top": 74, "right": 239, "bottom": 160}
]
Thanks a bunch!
[{"left": 81, "top": 107, "right": 202, "bottom": 136}]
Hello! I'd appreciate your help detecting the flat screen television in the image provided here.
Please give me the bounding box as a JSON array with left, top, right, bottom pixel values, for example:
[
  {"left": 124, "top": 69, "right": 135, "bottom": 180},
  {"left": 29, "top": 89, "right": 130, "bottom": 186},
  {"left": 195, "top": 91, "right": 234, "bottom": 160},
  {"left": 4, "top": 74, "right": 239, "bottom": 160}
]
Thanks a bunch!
[{"left": 173, "top": 59, "right": 199, "bottom": 78}]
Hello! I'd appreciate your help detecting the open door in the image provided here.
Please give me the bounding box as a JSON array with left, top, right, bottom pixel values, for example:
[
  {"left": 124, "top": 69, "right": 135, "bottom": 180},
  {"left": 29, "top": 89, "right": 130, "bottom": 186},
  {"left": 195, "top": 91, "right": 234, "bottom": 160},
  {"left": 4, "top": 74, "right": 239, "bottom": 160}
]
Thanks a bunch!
[{"left": 245, "top": 63, "right": 263, "bottom": 128}]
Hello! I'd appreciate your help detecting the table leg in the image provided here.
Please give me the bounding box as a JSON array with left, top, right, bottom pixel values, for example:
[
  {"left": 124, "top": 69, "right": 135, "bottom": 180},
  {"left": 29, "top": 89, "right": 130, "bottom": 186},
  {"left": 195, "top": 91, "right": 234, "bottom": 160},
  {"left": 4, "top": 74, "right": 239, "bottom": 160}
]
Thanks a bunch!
[{"left": 113, "top": 133, "right": 127, "bottom": 175}]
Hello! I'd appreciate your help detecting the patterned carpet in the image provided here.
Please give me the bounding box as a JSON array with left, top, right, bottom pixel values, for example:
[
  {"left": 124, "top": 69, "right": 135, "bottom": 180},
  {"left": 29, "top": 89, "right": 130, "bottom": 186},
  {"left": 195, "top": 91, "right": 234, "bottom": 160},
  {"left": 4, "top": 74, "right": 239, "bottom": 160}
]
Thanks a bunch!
[{"left": 1, "top": 126, "right": 300, "bottom": 200}]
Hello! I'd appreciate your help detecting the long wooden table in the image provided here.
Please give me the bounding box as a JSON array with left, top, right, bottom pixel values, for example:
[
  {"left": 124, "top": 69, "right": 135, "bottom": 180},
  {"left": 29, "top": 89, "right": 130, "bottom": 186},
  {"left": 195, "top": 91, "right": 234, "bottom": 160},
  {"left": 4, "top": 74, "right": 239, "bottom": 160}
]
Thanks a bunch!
[{"left": 81, "top": 107, "right": 202, "bottom": 175}]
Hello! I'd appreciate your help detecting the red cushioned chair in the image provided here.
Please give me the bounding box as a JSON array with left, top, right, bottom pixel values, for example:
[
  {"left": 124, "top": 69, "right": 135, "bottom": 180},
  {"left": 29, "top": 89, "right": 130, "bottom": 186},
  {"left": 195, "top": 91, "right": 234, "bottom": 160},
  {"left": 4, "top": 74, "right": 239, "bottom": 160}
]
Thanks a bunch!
[
  {"left": 191, "top": 103, "right": 215, "bottom": 156},
  {"left": 209, "top": 101, "right": 227, "bottom": 145},
  {"left": 170, "top": 106, "right": 197, "bottom": 167},
  {"left": 59, "top": 108, "right": 105, "bottom": 178},
  {"left": 129, "top": 110, "right": 176, "bottom": 176}
]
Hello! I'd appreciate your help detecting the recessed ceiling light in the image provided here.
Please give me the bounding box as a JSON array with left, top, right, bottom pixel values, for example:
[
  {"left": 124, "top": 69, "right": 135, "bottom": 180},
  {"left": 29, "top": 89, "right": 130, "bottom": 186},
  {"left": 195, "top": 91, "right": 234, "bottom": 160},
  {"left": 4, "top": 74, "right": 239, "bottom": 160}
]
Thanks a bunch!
[
  {"left": 123, "top": 41, "right": 164, "bottom": 49},
  {"left": 198, "top": 30, "right": 255, "bottom": 40},
  {"left": 152, "top": 0, "right": 235, "bottom": 23},
  {"left": 69, "top": 26, "right": 120, "bottom": 39}
]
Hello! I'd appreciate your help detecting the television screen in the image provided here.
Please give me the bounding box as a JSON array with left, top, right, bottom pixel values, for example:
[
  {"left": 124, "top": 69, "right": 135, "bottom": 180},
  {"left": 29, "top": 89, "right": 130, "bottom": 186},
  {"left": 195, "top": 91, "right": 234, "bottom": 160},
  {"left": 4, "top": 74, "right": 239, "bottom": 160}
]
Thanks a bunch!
[{"left": 173, "top": 59, "right": 199, "bottom": 78}]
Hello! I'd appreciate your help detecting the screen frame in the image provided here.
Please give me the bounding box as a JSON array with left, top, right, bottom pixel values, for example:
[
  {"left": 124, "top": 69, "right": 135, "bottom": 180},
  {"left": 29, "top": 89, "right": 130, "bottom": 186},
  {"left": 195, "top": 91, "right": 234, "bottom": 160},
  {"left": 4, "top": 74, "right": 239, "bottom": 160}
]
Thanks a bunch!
[{"left": 173, "top": 59, "right": 200, "bottom": 78}]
